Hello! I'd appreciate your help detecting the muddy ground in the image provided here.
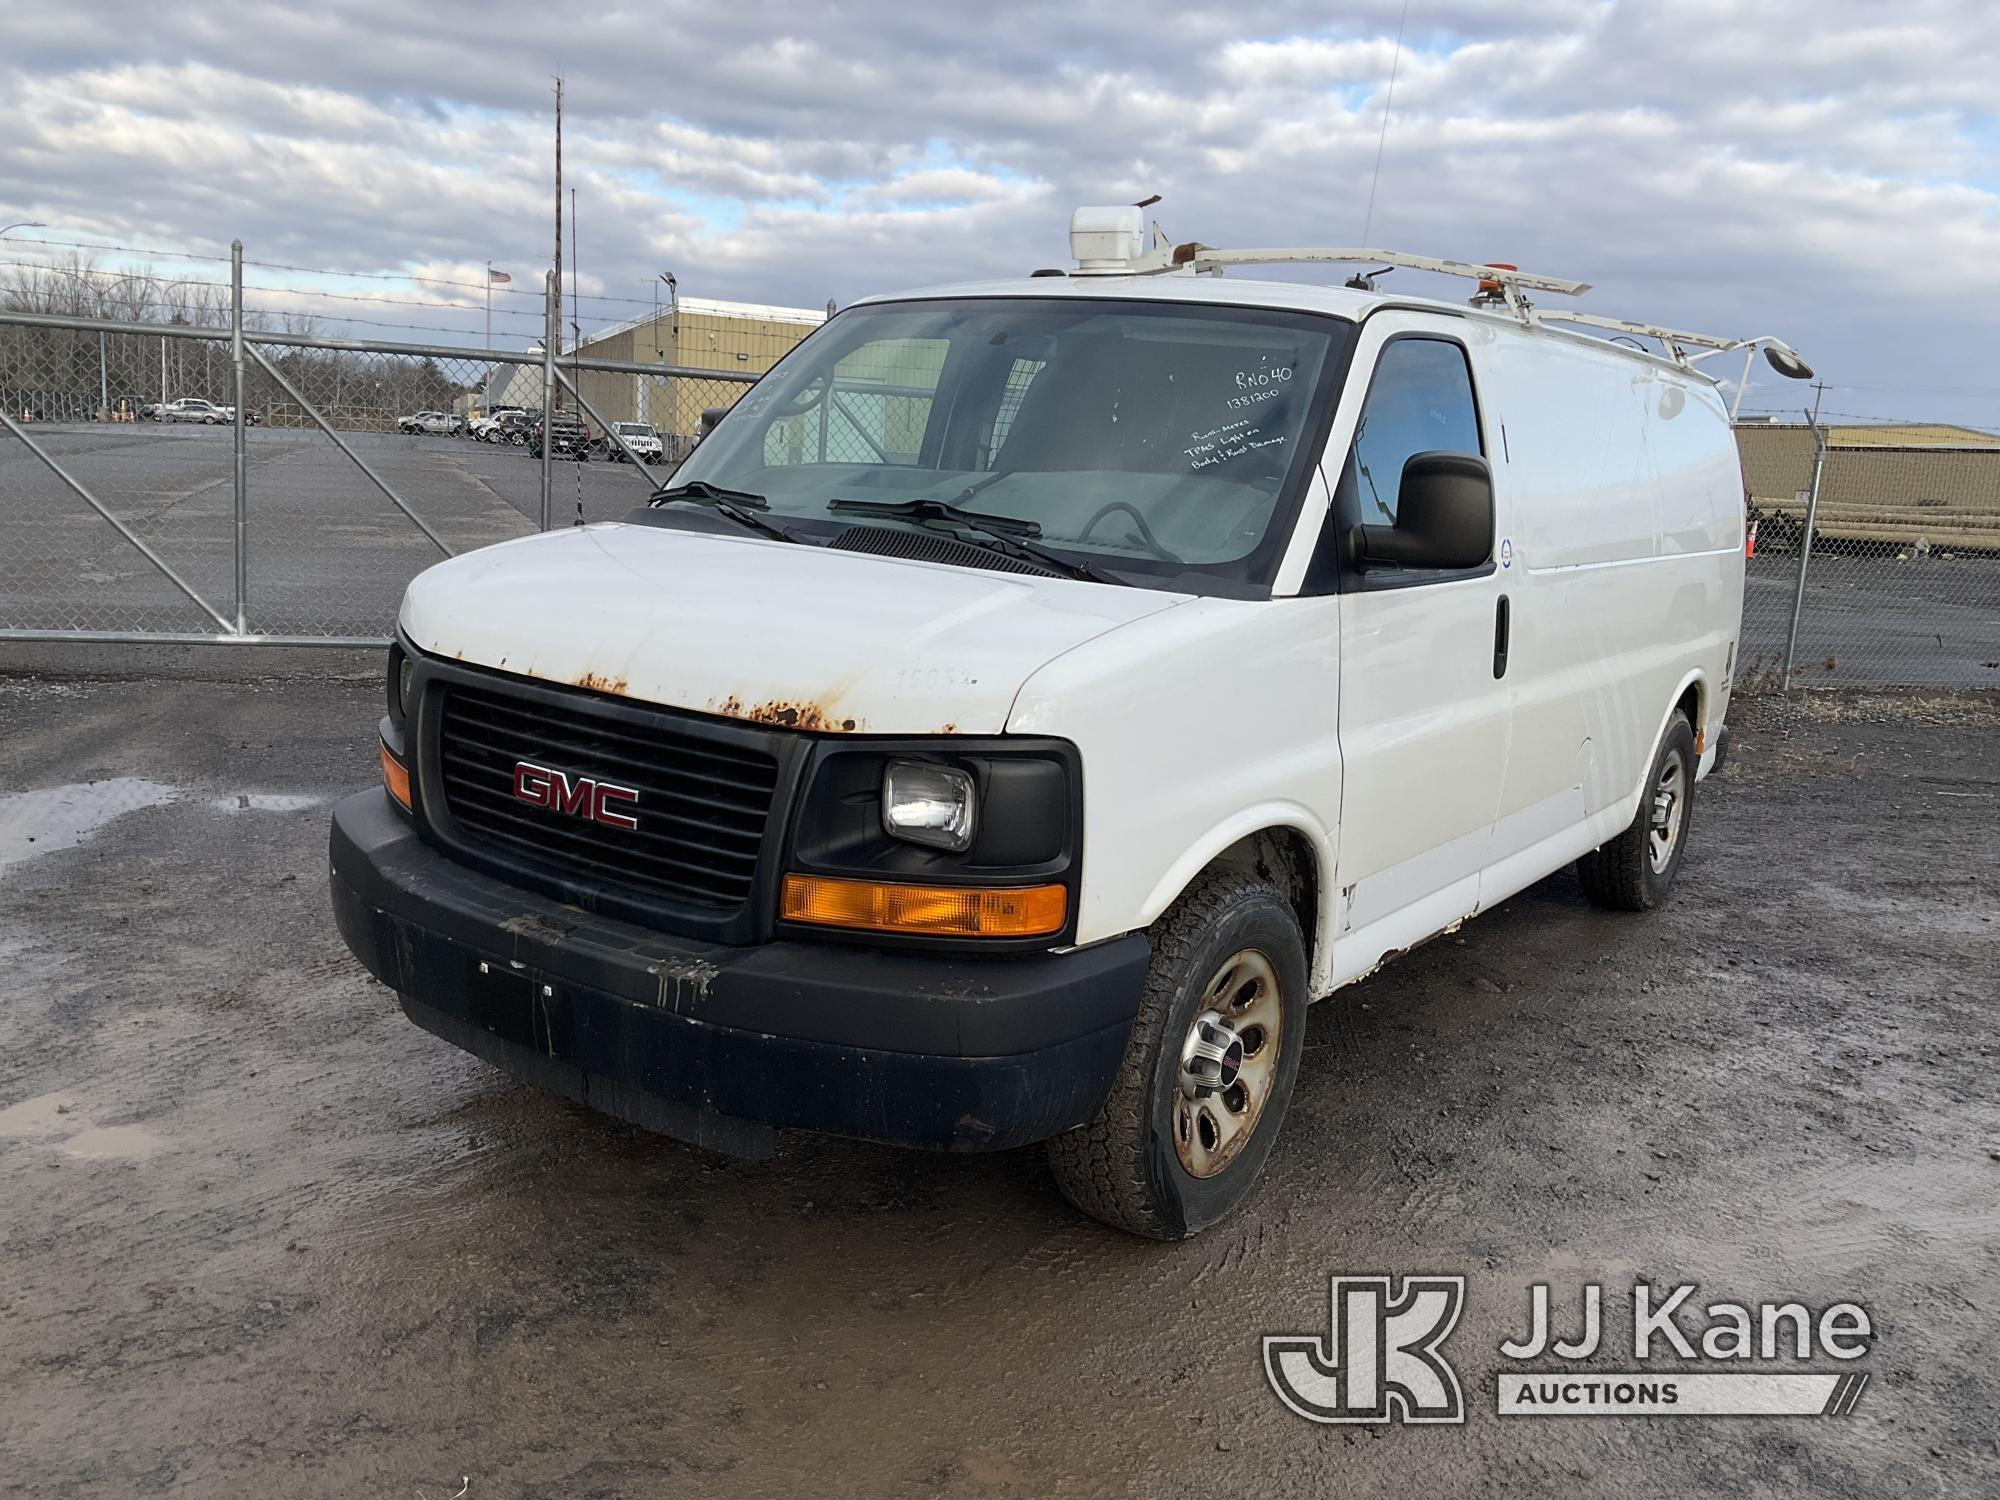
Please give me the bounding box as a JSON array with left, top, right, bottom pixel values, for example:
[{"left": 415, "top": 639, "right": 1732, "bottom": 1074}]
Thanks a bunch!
[{"left": 1, "top": 648, "right": 1995, "bottom": 1498}]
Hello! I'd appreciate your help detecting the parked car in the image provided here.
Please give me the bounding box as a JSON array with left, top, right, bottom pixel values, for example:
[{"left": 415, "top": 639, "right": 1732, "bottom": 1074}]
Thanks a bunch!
[
  {"left": 527, "top": 410, "right": 590, "bottom": 460},
  {"left": 331, "top": 206, "right": 1812, "bottom": 1239},
  {"left": 469, "top": 406, "right": 525, "bottom": 442},
  {"left": 398, "top": 410, "right": 463, "bottom": 436},
  {"left": 491, "top": 410, "right": 537, "bottom": 446},
  {"left": 605, "top": 421, "right": 665, "bottom": 464},
  {"left": 159, "top": 397, "right": 233, "bottom": 425}
]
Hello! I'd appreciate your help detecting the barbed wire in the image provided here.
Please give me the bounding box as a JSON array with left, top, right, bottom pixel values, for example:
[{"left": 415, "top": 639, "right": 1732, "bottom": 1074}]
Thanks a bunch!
[
  {"left": 3, "top": 234, "right": 664, "bottom": 307},
  {"left": 1738, "top": 408, "right": 2000, "bottom": 429}
]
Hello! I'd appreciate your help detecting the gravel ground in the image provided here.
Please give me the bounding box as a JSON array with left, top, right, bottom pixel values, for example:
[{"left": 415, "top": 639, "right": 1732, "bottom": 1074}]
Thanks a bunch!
[{"left": 1, "top": 651, "right": 1995, "bottom": 1498}]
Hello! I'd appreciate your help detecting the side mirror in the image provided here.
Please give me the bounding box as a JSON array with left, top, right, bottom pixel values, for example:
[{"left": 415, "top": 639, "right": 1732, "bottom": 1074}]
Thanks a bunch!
[
  {"left": 698, "top": 405, "right": 730, "bottom": 437},
  {"left": 1354, "top": 451, "right": 1495, "bottom": 570}
]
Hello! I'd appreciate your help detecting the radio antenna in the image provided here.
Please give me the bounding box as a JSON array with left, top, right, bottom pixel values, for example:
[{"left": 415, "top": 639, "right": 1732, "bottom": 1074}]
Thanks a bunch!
[{"left": 1359, "top": 0, "right": 1412, "bottom": 247}]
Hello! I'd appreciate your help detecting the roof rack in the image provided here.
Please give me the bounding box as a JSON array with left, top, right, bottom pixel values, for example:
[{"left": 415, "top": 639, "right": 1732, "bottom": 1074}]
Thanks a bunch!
[
  {"left": 1131, "top": 243, "right": 1588, "bottom": 305},
  {"left": 1063, "top": 204, "right": 1814, "bottom": 398}
]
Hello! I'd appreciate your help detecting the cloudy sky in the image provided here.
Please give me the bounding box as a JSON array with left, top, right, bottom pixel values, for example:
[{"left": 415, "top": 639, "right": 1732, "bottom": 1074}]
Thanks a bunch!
[{"left": 5, "top": 0, "right": 1998, "bottom": 423}]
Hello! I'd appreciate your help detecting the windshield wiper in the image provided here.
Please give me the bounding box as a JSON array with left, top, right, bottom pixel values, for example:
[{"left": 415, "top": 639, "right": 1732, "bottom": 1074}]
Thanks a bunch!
[
  {"left": 651, "top": 478, "right": 771, "bottom": 510},
  {"left": 828, "top": 496, "right": 1040, "bottom": 536},
  {"left": 649, "top": 480, "right": 802, "bottom": 543},
  {"left": 827, "top": 497, "right": 1120, "bottom": 584}
]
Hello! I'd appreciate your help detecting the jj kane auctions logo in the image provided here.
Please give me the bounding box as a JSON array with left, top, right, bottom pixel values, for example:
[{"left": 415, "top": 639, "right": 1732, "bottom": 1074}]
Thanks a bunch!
[{"left": 1265, "top": 1277, "right": 1873, "bottom": 1422}]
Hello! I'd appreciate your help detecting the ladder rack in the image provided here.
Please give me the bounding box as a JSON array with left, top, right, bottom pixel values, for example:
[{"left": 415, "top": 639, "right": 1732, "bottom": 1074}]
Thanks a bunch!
[{"left": 1062, "top": 207, "right": 1812, "bottom": 386}]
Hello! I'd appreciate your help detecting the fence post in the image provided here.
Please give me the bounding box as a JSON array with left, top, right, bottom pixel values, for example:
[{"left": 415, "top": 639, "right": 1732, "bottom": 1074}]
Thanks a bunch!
[
  {"left": 1781, "top": 419, "right": 1828, "bottom": 691},
  {"left": 540, "top": 271, "right": 557, "bottom": 532},
  {"left": 230, "top": 240, "right": 248, "bottom": 633}
]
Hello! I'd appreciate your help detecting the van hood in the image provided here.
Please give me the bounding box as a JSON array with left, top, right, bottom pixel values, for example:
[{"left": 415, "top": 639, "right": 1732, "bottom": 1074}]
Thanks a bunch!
[{"left": 398, "top": 522, "right": 1186, "bottom": 735}]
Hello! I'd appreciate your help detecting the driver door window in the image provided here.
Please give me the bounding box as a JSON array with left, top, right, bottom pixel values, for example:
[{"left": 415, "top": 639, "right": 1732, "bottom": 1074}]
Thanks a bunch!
[{"left": 1342, "top": 338, "right": 1482, "bottom": 526}]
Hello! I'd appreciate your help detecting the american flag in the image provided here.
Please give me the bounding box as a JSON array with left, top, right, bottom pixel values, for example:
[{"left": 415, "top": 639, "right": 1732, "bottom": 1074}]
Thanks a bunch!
[{"left": 487, "top": 268, "right": 511, "bottom": 284}]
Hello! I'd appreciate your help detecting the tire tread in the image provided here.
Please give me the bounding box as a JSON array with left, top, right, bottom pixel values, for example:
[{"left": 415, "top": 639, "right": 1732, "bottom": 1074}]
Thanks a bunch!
[
  {"left": 1046, "top": 870, "right": 1290, "bottom": 1238},
  {"left": 1577, "top": 711, "right": 1692, "bottom": 912}
]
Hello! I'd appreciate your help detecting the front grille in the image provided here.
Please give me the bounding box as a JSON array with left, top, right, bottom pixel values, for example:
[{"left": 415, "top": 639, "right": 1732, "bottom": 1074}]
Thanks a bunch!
[{"left": 434, "top": 680, "right": 778, "bottom": 911}]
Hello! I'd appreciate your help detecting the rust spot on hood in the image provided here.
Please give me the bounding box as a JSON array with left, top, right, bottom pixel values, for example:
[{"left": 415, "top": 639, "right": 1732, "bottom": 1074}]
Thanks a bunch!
[
  {"left": 708, "top": 696, "right": 860, "bottom": 732},
  {"left": 574, "top": 671, "right": 629, "bottom": 696}
]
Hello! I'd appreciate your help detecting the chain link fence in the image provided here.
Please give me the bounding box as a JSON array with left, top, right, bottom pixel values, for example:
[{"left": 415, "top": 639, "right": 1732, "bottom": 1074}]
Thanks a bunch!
[
  {"left": 1737, "top": 423, "right": 2000, "bottom": 690},
  {"left": 1, "top": 259, "right": 756, "bottom": 643},
  {"left": 6, "top": 275, "right": 1997, "bottom": 689}
]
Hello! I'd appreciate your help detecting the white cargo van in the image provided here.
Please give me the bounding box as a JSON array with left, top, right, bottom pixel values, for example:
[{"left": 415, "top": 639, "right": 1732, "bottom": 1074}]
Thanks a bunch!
[{"left": 330, "top": 209, "right": 1813, "bottom": 1238}]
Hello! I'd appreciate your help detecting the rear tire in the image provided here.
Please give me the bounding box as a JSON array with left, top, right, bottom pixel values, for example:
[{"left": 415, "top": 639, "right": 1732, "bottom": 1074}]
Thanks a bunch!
[
  {"left": 1577, "top": 711, "right": 1696, "bottom": 911},
  {"left": 1046, "top": 871, "right": 1307, "bottom": 1239}
]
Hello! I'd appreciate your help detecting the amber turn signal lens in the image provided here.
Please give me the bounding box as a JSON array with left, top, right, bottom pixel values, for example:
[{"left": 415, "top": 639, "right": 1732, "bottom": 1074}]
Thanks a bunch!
[
  {"left": 380, "top": 740, "right": 412, "bottom": 811},
  {"left": 780, "top": 874, "right": 1066, "bottom": 938}
]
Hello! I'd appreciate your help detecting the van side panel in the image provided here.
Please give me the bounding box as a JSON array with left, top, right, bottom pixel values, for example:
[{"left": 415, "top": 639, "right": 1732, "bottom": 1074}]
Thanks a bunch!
[{"left": 1476, "top": 329, "right": 1741, "bottom": 897}]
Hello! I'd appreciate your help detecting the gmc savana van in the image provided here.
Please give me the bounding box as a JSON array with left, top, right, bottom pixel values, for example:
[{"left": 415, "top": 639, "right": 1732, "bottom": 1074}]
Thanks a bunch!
[{"left": 330, "top": 209, "right": 1814, "bottom": 1238}]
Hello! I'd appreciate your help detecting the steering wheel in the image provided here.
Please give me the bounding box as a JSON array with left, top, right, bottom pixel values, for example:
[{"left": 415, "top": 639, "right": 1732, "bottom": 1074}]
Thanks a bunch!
[{"left": 1077, "top": 500, "right": 1182, "bottom": 563}]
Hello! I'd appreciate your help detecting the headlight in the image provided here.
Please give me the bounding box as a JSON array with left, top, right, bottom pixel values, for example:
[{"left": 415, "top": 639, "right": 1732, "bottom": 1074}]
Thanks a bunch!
[
  {"left": 882, "top": 760, "right": 976, "bottom": 852},
  {"left": 386, "top": 644, "right": 412, "bottom": 727}
]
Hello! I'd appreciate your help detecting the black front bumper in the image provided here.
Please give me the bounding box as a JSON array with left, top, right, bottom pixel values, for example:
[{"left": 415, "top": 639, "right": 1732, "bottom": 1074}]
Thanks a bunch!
[{"left": 330, "top": 790, "right": 1148, "bottom": 1156}]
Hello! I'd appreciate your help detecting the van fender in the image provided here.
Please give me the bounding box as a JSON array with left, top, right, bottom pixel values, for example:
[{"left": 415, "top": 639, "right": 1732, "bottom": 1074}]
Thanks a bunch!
[
  {"left": 1619, "top": 668, "right": 1707, "bottom": 823},
  {"left": 1134, "top": 801, "right": 1337, "bottom": 987}
]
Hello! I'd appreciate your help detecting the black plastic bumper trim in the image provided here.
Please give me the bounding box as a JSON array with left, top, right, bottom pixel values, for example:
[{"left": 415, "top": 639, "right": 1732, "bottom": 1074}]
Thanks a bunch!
[{"left": 330, "top": 790, "right": 1148, "bottom": 1151}]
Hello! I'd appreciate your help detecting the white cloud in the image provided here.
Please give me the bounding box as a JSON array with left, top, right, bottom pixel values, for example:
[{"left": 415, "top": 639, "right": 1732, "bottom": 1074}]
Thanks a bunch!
[{"left": 2, "top": 0, "right": 1997, "bottom": 421}]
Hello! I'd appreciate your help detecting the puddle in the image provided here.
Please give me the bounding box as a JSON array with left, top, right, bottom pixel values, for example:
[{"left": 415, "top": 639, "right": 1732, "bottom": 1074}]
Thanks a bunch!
[
  {"left": 0, "top": 779, "right": 177, "bottom": 871},
  {"left": 61, "top": 1125, "right": 164, "bottom": 1161},
  {"left": 0, "top": 1091, "right": 81, "bottom": 1138},
  {"left": 0, "top": 1092, "right": 164, "bottom": 1161},
  {"left": 208, "top": 793, "right": 324, "bottom": 814},
  {"left": 0, "top": 781, "right": 326, "bottom": 870}
]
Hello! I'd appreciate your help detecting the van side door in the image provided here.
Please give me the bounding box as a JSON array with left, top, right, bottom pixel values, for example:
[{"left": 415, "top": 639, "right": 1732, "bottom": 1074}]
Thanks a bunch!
[{"left": 1323, "top": 315, "right": 1512, "bottom": 984}]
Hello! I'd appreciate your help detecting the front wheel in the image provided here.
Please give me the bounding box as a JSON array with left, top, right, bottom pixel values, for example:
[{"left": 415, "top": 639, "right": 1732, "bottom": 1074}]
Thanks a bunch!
[
  {"left": 1577, "top": 711, "right": 1696, "bottom": 911},
  {"left": 1046, "top": 871, "right": 1307, "bottom": 1239}
]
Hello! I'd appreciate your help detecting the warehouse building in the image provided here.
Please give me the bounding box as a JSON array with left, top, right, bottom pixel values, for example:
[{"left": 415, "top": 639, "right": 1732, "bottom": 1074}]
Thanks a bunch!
[
  {"left": 1735, "top": 421, "right": 2000, "bottom": 551},
  {"left": 468, "top": 295, "right": 827, "bottom": 451},
  {"left": 569, "top": 296, "right": 825, "bottom": 454}
]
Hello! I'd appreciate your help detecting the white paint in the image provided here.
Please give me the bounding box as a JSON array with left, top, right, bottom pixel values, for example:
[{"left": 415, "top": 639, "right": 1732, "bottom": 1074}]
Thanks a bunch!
[{"left": 398, "top": 522, "right": 1185, "bottom": 735}]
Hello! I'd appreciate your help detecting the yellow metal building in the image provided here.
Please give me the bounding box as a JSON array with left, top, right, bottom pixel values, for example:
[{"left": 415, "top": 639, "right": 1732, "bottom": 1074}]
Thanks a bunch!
[
  {"left": 1736, "top": 422, "right": 2000, "bottom": 550},
  {"left": 568, "top": 296, "right": 826, "bottom": 448}
]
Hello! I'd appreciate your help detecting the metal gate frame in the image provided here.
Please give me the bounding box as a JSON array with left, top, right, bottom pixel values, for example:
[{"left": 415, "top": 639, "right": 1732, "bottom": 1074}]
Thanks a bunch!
[{"left": 1, "top": 264, "right": 754, "bottom": 647}]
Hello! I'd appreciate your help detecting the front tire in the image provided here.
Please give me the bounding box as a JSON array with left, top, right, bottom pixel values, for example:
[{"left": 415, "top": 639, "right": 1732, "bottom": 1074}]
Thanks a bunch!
[
  {"left": 1577, "top": 711, "right": 1696, "bottom": 911},
  {"left": 1046, "top": 871, "right": 1307, "bottom": 1239}
]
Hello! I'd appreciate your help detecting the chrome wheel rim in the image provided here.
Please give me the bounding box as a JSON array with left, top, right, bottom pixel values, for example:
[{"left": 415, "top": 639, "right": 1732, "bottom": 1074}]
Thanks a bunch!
[
  {"left": 1648, "top": 754, "right": 1687, "bottom": 873},
  {"left": 1173, "top": 948, "right": 1283, "bottom": 1179}
]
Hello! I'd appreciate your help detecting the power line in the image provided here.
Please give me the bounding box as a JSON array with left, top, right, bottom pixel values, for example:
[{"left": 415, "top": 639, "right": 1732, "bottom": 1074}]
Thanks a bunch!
[
  {"left": 2, "top": 233, "right": 666, "bottom": 307},
  {"left": 0, "top": 260, "right": 635, "bottom": 333}
]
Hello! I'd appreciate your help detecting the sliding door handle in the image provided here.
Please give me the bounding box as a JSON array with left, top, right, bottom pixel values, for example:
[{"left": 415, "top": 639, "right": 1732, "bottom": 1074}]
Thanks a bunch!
[{"left": 1493, "top": 594, "right": 1511, "bottom": 679}]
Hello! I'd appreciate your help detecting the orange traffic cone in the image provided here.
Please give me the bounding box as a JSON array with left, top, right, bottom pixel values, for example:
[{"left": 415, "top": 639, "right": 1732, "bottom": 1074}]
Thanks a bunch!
[{"left": 1745, "top": 520, "right": 1758, "bottom": 559}]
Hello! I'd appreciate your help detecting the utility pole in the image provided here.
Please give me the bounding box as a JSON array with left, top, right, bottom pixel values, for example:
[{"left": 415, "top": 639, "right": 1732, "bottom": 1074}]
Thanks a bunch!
[
  {"left": 552, "top": 75, "right": 563, "bottom": 408},
  {"left": 1808, "top": 380, "right": 1827, "bottom": 426}
]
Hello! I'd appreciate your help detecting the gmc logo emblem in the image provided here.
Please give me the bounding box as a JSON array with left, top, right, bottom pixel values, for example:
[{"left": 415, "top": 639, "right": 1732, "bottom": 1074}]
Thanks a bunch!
[{"left": 512, "top": 760, "right": 640, "bottom": 830}]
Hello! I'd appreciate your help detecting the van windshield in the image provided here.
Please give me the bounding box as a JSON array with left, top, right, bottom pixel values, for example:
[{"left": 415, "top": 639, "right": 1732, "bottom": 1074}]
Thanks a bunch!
[{"left": 670, "top": 298, "right": 1351, "bottom": 593}]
